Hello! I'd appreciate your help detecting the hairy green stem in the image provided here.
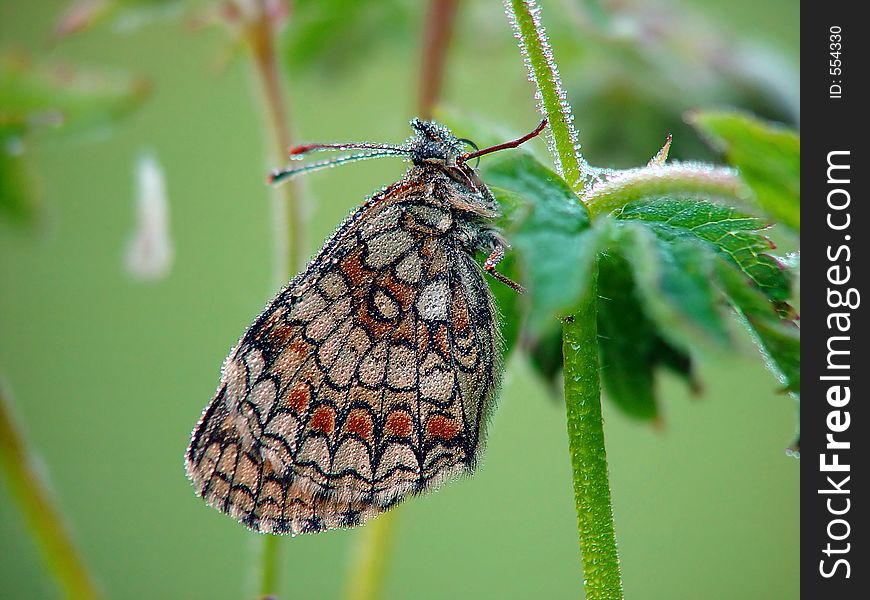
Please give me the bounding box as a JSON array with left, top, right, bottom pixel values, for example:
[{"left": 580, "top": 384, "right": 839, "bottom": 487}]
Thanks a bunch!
[
  {"left": 562, "top": 268, "right": 624, "bottom": 599},
  {"left": 505, "top": 1, "right": 624, "bottom": 597},
  {"left": 0, "top": 381, "right": 103, "bottom": 600},
  {"left": 584, "top": 163, "right": 750, "bottom": 219},
  {"left": 506, "top": 0, "right": 587, "bottom": 191},
  {"left": 257, "top": 535, "right": 280, "bottom": 599}
]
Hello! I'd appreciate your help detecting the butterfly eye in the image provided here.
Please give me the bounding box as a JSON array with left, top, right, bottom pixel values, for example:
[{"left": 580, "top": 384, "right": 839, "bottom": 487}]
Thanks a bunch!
[{"left": 457, "top": 138, "right": 480, "bottom": 168}]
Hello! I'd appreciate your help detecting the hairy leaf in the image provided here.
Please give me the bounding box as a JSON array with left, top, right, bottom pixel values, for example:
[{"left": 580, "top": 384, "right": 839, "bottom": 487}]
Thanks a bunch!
[
  {"left": 688, "top": 110, "right": 799, "bottom": 231},
  {"left": 716, "top": 260, "right": 800, "bottom": 393},
  {"left": 614, "top": 223, "right": 729, "bottom": 351},
  {"left": 616, "top": 197, "right": 790, "bottom": 302},
  {"left": 597, "top": 252, "right": 696, "bottom": 420}
]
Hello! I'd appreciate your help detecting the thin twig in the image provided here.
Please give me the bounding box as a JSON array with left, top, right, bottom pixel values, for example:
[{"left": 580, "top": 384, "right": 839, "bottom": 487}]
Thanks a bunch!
[
  {"left": 245, "top": 0, "right": 308, "bottom": 283},
  {"left": 419, "top": 0, "right": 461, "bottom": 120},
  {"left": 242, "top": 1, "right": 310, "bottom": 597},
  {"left": 0, "top": 380, "right": 103, "bottom": 600}
]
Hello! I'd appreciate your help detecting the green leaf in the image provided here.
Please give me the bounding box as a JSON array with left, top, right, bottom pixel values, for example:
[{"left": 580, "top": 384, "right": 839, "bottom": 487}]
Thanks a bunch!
[
  {"left": 0, "top": 54, "right": 150, "bottom": 141},
  {"left": 613, "top": 223, "right": 729, "bottom": 351},
  {"left": 715, "top": 259, "right": 800, "bottom": 393},
  {"left": 616, "top": 197, "right": 791, "bottom": 303},
  {"left": 0, "top": 148, "right": 41, "bottom": 227},
  {"left": 597, "top": 252, "right": 697, "bottom": 420},
  {"left": 688, "top": 110, "right": 800, "bottom": 231},
  {"left": 483, "top": 153, "right": 593, "bottom": 334}
]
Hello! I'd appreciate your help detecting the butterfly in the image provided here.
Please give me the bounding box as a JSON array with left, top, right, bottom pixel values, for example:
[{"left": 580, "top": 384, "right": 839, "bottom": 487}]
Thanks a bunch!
[{"left": 185, "top": 118, "right": 547, "bottom": 535}]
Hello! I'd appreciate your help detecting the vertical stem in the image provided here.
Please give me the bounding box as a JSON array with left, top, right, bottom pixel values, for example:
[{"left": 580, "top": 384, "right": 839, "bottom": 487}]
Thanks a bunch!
[
  {"left": 562, "top": 265, "right": 624, "bottom": 599},
  {"left": 418, "top": 0, "right": 460, "bottom": 120},
  {"left": 246, "top": 0, "right": 308, "bottom": 284},
  {"left": 504, "top": 1, "right": 623, "bottom": 597},
  {"left": 257, "top": 533, "right": 280, "bottom": 599},
  {"left": 243, "top": 2, "right": 308, "bottom": 597},
  {"left": 343, "top": 510, "right": 397, "bottom": 600},
  {"left": 505, "top": 0, "right": 588, "bottom": 191},
  {"left": 0, "top": 381, "right": 103, "bottom": 600}
]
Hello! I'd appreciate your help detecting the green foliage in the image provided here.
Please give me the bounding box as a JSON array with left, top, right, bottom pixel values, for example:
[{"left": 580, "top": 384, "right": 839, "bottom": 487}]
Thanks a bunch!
[
  {"left": 597, "top": 252, "right": 696, "bottom": 420},
  {"left": 616, "top": 198, "right": 791, "bottom": 302},
  {"left": 716, "top": 261, "right": 800, "bottom": 393},
  {"left": 688, "top": 110, "right": 800, "bottom": 230},
  {"left": 479, "top": 147, "right": 799, "bottom": 418},
  {"left": 483, "top": 154, "right": 591, "bottom": 334},
  {"left": 52, "top": 0, "right": 181, "bottom": 38}
]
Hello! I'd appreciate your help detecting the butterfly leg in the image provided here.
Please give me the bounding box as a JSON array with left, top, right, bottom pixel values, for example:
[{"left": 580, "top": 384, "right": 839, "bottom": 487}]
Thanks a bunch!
[{"left": 483, "top": 243, "right": 526, "bottom": 294}]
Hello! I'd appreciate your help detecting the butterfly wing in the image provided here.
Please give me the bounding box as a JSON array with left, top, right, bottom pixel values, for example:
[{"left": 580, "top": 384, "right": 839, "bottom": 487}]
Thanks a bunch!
[{"left": 185, "top": 183, "right": 501, "bottom": 535}]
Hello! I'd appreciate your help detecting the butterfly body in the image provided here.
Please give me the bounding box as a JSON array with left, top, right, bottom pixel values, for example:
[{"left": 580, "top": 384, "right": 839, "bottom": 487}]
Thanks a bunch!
[{"left": 184, "top": 119, "right": 540, "bottom": 535}]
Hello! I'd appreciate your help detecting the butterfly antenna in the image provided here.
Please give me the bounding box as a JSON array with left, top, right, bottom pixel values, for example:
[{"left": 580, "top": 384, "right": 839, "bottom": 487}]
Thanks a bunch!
[
  {"left": 459, "top": 118, "right": 548, "bottom": 163},
  {"left": 268, "top": 149, "right": 408, "bottom": 185},
  {"left": 288, "top": 142, "right": 409, "bottom": 158}
]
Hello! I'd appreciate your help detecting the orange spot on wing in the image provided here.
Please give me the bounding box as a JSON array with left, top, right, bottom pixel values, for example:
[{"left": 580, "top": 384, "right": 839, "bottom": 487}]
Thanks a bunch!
[
  {"left": 381, "top": 272, "right": 416, "bottom": 311},
  {"left": 339, "top": 247, "right": 372, "bottom": 287},
  {"left": 451, "top": 290, "right": 470, "bottom": 331},
  {"left": 434, "top": 323, "right": 450, "bottom": 358},
  {"left": 286, "top": 382, "right": 311, "bottom": 414},
  {"left": 391, "top": 312, "right": 415, "bottom": 344},
  {"left": 426, "top": 415, "right": 460, "bottom": 441},
  {"left": 309, "top": 405, "right": 335, "bottom": 435},
  {"left": 384, "top": 411, "right": 413, "bottom": 438},
  {"left": 345, "top": 409, "right": 373, "bottom": 442}
]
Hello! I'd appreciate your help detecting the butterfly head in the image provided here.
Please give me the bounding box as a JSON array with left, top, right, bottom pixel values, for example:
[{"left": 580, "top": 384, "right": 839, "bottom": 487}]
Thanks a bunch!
[{"left": 407, "top": 118, "right": 467, "bottom": 167}]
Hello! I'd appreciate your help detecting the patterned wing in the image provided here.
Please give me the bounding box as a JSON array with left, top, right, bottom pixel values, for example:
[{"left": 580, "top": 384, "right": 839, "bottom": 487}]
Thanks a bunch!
[{"left": 185, "top": 185, "right": 501, "bottom": 535}]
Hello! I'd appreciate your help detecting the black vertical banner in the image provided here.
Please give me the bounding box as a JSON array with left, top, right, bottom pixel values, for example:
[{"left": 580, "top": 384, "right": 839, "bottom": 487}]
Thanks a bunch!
[{"left": 802, "top": 2, "right": 868, "bottom": 597}]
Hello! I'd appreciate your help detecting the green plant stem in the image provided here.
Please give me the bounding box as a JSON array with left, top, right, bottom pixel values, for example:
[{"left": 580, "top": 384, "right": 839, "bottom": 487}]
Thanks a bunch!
[
  {"left": 244, "top": 2, "right": 308, "bottom": 597},
  {"left": 344, "top": 510, "right": 398, "bottom": 600},
  {"left": 562, "top": 267, "right": 624, "bottom": 599},
  {"left": 584, "top": 163, "right": 749, "bottom": 219},
  {"left": 257, "top": 534, "right": 280, "bottom": 599},
  {"left": 0, "top": 381, "right": 103, "bottom": 600},
  {"left": 505, "top": 1, "right": 624, "bottom": 597},
  {"left": 506, "top": 0, "right": 586, "bottom": 191}
]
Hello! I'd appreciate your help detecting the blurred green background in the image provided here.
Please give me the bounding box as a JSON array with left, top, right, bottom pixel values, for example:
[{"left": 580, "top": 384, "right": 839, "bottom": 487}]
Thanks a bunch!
[{"left": 1, "top": 1, "right": 798, "bottom": 599}]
